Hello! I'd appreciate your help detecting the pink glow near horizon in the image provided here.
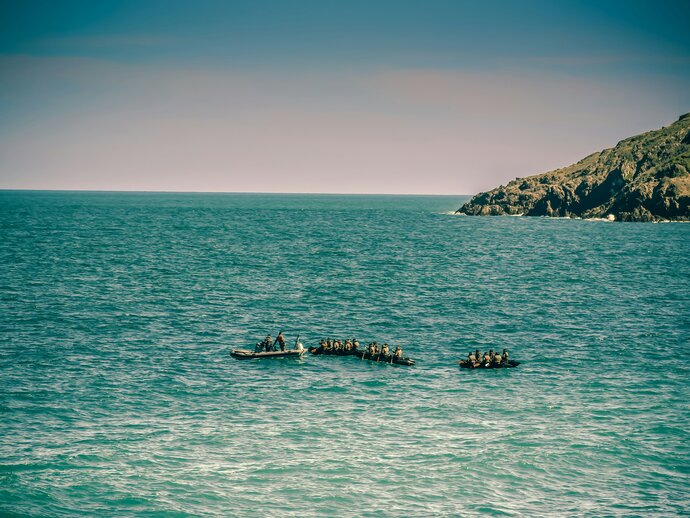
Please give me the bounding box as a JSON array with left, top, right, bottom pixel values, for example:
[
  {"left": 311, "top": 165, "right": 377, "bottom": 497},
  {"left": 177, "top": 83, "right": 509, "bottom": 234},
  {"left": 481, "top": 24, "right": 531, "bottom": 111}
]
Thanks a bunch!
[{"left": 0, "top": 56, "right": 687, "bottom": 194}]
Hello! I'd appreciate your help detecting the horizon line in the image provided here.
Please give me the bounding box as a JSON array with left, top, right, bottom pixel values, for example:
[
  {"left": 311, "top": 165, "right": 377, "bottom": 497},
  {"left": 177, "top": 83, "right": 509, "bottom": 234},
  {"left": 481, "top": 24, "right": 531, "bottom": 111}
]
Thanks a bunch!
[{"left": 0, "top": 188, "right": 473, "bottom": 197}]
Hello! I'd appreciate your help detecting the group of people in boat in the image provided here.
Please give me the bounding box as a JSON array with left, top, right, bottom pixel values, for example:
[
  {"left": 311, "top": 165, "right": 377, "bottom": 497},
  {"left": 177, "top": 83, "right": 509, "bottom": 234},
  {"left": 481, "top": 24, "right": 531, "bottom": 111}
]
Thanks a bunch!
[
  {"left": 316, "top": 338, "right": 405, "bottom": 359},
  {"left": 255, "top": 331, "right": 295, "bottom": 352},
  {"left": 466, "top": 348, "right": 509, "bottom": 368},
  {"left": 364, "top": 341, "right": 404, "bottom": 359},
  {"left": 317, "top": 337, "right": 360, "bottom": 352}
]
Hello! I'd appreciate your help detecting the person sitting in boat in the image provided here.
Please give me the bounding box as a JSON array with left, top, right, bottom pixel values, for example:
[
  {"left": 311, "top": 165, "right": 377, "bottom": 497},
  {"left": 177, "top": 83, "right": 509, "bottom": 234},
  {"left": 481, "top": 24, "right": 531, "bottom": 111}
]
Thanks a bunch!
[
  {"left": 394, "top": 346, "right": 403, "bottom": 359},
  {"left": 263, "top": 335, "right": 273, "bottom": 352},
  {"left": 352, "top": 338, "right": 360, "bottom": 350},
  {"left": 483, "top": 351, "right": 491, "bottom": 366},
  {"left": 274, "top": 331, "right": 286, "bottom": 352},
  {"left": 467, "top": 351, "right": 476, "bottom": 363},
  {"left": 324, "top": 339, "right": 333, "bottom": 351},
  {"left": 344, "top": 339, "right": 352, "bottom": 351},
  {"left": 502, "top": 349, "right": 509, "bottom": 362},
  {"left": 492, "top": 353, "right": 502, "bottom": 367},
  {"left": 380, "top": 343, "right": 390, "bottom": 356},
  {"left": 472, "top": 352, "right": 483, "bottom": 367}
]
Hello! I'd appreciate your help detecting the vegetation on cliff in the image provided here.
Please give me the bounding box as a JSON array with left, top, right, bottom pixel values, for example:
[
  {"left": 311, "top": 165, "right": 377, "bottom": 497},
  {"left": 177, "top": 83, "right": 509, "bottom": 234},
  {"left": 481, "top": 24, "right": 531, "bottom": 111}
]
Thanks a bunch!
[{"left": 457, "top": 114, "right": 690, "bottom": 221}]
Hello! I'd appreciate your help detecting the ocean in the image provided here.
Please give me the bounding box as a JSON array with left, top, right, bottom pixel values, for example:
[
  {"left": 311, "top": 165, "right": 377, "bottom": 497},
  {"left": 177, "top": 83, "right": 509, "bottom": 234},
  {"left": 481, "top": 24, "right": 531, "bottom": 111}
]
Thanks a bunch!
[{"left": 1, "top": 191, "right": 688, "bottom": 516}]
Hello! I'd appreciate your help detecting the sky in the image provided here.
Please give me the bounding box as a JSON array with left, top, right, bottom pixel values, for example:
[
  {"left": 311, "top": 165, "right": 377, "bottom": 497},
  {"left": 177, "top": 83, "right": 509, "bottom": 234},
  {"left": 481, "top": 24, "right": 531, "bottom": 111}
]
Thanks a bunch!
[{"left": 1, "top": 0, "right": 689, "bottom": 194}]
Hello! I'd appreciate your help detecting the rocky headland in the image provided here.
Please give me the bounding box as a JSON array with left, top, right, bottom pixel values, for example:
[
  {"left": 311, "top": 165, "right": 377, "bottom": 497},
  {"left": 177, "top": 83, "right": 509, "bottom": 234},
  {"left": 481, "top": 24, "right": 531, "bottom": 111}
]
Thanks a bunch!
[{"left": 457, "top": 114, "right": 690, "bottom": 222}]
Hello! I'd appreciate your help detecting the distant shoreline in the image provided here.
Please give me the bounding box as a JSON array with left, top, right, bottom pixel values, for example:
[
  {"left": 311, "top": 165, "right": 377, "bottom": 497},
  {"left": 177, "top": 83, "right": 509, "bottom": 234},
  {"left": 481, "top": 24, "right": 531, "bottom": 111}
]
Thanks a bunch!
[{"left": 456, "top": 114, "right": 690, "bottom": 222}]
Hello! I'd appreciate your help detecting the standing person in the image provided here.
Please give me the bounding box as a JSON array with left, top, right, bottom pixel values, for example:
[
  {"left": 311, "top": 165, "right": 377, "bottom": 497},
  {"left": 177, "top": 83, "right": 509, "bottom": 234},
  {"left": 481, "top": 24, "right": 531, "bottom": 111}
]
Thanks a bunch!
[{"left": 274, "top": 331, "right": 286, "bottom": 352}]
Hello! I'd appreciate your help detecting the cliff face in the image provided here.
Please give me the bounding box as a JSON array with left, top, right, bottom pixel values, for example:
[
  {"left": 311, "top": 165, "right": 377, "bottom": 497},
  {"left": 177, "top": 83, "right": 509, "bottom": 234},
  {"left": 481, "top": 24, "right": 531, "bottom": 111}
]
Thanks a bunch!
[{"left": 457, "top": 114, "right": 690, "bottom": 221}]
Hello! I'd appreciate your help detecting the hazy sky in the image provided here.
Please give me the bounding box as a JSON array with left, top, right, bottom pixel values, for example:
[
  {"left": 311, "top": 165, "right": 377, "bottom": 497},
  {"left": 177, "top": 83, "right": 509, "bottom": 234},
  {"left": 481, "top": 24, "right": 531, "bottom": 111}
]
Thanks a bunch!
[{"left": 1, "top": 0, "right": 689, "bottom": 194}]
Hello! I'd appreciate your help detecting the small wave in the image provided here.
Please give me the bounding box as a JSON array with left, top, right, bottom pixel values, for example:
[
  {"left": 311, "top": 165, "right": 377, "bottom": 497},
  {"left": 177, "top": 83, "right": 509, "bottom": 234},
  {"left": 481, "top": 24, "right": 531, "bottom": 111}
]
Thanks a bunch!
[{"left": 583, "top": 217, "right": 617, "bottom": 222}]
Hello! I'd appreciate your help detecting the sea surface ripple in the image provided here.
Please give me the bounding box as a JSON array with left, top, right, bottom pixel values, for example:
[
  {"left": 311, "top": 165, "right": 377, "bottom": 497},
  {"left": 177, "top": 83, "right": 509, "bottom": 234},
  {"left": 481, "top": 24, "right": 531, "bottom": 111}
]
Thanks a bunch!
[{"left": 1, "top": 191, "right": 689, "bottom": 516}]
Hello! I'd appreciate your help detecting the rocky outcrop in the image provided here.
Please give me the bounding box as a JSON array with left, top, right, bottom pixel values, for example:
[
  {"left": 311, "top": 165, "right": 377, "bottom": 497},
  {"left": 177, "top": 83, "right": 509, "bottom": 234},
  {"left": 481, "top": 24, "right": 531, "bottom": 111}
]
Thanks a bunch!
[{"left": 457, "top": 114, "right": 690, "bottom": 221}]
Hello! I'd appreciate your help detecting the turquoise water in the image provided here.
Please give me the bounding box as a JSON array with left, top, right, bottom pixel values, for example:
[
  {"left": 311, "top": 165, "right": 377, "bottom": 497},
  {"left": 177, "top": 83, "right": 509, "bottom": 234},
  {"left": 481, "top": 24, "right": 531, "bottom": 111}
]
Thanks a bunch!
[{"left": 1, "top": 191, "right": 689, "bottom": 516}]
